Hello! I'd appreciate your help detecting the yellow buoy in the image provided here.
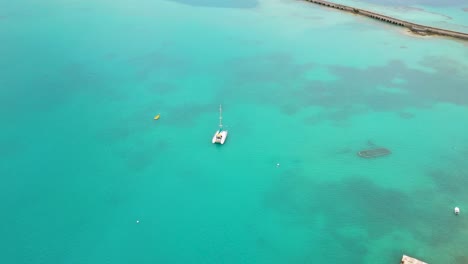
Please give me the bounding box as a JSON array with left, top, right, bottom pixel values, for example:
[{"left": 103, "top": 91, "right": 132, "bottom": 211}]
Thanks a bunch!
[{"left": 154, "top": 114, "right": 160, "bottom": 120}]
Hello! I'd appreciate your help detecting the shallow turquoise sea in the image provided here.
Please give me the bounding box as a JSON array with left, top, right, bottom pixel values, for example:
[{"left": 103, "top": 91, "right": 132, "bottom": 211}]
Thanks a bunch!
[
  {"left": 333, "top": 0, "right": 468, "bottom": 32},
  {"left": 1, "top": 0, "right": 468, "bottom": 263}
]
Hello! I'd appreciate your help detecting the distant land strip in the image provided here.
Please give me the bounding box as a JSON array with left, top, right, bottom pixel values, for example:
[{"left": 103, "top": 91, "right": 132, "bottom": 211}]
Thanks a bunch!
[{"left": 303, "top": 0, "right": 468, "bottom": 41}]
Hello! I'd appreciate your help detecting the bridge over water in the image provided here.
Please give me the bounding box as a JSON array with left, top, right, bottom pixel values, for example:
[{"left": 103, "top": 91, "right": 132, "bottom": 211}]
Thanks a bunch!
[{"left": 304, "top": 0, "right": 468, "bottom": 41}]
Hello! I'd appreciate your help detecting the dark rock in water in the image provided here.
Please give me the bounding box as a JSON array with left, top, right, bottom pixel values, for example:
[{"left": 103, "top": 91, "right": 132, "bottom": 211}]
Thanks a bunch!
[{"left": 358, "top": 148, "right": 391, "bottom": 158}]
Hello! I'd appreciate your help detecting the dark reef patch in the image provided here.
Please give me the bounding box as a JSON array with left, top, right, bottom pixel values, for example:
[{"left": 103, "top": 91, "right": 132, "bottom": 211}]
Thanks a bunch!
[
  {"left": 122, "top": 139, "right": 169, "bottom": 172},
  {"left": 164, "top": 102, "right": 214, "bottom": 127},
  {"left": 428, "top": 169, "right": 468, "bottom": 195},
  {"left": 264, "top": 175, "right": 415, "bottom": 262},
  {"left": 127, "top": 51, "right": 188, "bottom": 80},
  {"left": 97, "top": 103, "right": 163, "bottom": 143},
  {"left": 300, "top": 58, "right": 468, "bottom": 117},
  {"left": 265, "top": 174, "right": 416, "bottom": 236},
  {"left": 305, "top": 106, "right": 368, "bottom": 125},
  {"left": 4, "top": 63, "right": 105, "bottom": 113},
  {"left": 223, "top": 55, "right": 468, "bottom": 123},
  {"left": 264, "top": 169, "right": 468, "bottom": 262}
]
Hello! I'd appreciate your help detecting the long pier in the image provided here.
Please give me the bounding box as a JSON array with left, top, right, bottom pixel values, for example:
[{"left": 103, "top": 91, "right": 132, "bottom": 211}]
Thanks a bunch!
[{"left": 303, "top": 0, "right": 468, "bottom": 41}]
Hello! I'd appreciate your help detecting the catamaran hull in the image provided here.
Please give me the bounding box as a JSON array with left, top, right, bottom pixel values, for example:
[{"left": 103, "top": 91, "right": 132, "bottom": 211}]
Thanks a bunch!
[{"left": 212, "top": 130, "right": 228, "bottom": 144}]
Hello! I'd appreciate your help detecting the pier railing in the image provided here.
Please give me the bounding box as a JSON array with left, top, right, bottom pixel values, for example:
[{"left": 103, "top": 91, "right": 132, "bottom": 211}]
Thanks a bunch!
[{"left": 303, "top": 0, "right": 468, "bottom": 41}]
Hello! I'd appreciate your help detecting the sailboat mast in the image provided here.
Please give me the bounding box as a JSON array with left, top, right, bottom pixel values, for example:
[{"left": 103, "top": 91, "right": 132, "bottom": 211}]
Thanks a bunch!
[{"left": 219, "top": 104, "right": 223, "bottom": 129}]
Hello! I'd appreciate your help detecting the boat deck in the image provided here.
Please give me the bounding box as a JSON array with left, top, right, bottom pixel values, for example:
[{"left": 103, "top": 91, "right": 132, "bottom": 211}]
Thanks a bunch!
[
  {"left": 357, "top": 147, "right": 391, "bottom": 158},
  {"left": 401, "top": 255, "right": 427, "bottom": 264}
]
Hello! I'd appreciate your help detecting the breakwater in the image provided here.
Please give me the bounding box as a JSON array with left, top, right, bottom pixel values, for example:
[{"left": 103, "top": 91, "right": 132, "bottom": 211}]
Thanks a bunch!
[{"left": 304, "top": 0, "right": 468, "bottom": 41}]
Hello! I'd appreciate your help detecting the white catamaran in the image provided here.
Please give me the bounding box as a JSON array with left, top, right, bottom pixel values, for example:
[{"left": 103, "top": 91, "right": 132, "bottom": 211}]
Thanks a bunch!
[{"left": 212, "top": 104, "right": 228, "bottom": 144}]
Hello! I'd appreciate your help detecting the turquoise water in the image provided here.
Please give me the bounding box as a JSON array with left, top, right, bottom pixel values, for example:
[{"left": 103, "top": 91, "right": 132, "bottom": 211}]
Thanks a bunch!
[
  {"left": 1, "top": 0, "right": 468, "bottom": 263},
  {"left": 332, "top": 0, "right": 468, "bottom": 32}
]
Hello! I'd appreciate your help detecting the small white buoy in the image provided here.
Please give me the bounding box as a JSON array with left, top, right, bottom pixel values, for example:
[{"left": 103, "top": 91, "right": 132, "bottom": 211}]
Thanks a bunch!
[
  {"left": 136, "top": 220, "right": 140, "bottom": 224},
  {"left": 454, "top": 207, "right": 460, "bottom": 215},
  {"left": 276, "top": 163, "right": 280, "bottom": 167}
]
